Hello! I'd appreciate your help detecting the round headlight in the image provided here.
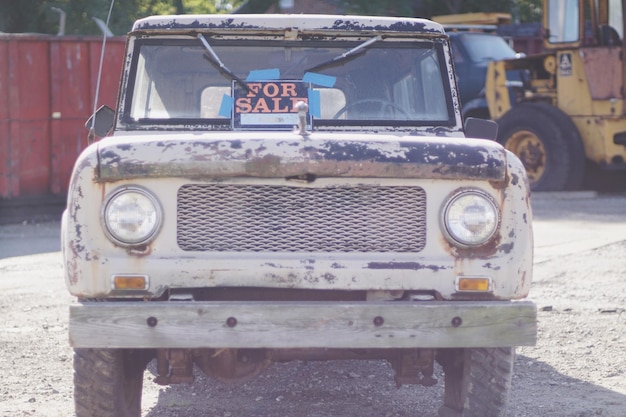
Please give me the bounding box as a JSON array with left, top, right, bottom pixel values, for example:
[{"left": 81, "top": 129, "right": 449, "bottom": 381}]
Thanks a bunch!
[
  {"left": 443, "top": 190, "right": 499, "bottom": 247},
  {"left": 103, "top": 187, "right": 162, "bottom": 246}
]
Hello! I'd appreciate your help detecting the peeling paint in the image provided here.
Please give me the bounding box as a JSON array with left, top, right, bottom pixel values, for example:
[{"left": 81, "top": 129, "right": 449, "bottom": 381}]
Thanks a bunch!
[
  {"left": 266, "top": 272, "right": 299, "bottom": 285},
  {"left": 132, "top": 15, "right": 444, "bottom": 36},
  {"left": 498, "top": 242, "right": 514, "bottom": 254},
  {"left": 366, "top": 262, "right": 450, "bottom": 272},
  {"left": 482, "top": 262, "right": 501, "bottom": 271},
  {"left": 96, "top": 135, "right": 507, "bottom": 182},
  {"left": 322, "top": 273, "right": 337, "bottom": 284}
]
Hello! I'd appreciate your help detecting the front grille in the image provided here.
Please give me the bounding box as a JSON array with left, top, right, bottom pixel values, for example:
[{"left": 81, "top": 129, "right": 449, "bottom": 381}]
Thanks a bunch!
[{"left": 177, "top": 184, "right": 426, "bottom": 252}]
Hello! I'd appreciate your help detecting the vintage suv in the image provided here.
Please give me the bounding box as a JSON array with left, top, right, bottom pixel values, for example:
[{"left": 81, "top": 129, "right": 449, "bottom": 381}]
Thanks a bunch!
[{"left": 62, "top": 14, "right": 536, "bottom": 417}]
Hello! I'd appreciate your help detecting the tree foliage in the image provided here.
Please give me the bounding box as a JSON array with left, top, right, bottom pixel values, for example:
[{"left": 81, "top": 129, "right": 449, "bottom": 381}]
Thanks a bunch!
[
  {"left": 0, "top": 0, "right": 244, "bottom": 36},
  {"left": 0, "top": 0, "right": 542, "bottom": 36},
  {"left": 513, "top": 0, "right": 542, "bottom": 23},
  {"left": 341, "top": 0, "right": 541, "bottom": 22}
]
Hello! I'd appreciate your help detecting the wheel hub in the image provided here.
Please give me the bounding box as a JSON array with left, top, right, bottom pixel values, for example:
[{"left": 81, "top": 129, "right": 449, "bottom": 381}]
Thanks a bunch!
[{"left": 504, "top": 130, "right": 546, "bottom": 183}]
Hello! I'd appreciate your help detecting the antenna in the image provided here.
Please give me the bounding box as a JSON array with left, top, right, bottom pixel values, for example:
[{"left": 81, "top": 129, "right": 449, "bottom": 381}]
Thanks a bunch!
[{"left": 88, "top": 0, "right": 116, "bottom": 144}]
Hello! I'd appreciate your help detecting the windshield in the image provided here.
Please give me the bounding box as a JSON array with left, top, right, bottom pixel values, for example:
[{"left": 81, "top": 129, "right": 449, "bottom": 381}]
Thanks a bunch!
[
  {"left": 609, "top": 0, "right": 624, "bottom": 38},
  {"left": 458, "top": 33, "right": 517, "bottom": 62},
  {"left": 546, "top": 0, "right": 580, "bottom": 43},
  {"left": 123, "top": 37, "right": 454, "bottom": 130}
]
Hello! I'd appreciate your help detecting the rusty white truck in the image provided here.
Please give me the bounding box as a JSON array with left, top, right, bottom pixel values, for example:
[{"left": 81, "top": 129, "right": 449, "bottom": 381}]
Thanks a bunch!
[{"left": 62, "top": 14, "right": 536, "bottom": 417}]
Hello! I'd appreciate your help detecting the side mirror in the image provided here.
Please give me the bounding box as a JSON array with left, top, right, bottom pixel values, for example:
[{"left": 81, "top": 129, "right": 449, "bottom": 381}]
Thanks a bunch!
[
  {"left": 85, "top": 105, "right": 115, "bottom": 138},
  {"left": 465, "top": 117, "right": 498, "bottom": 140}
]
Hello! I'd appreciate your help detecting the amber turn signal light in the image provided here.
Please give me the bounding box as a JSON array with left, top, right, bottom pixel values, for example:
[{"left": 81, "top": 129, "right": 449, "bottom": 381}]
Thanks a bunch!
[
  {"left": 456, "top": 276, "right": 491, "bottom": 292},
  {"left": 112, "top": 275, "right": 148, "bottom": 290}
]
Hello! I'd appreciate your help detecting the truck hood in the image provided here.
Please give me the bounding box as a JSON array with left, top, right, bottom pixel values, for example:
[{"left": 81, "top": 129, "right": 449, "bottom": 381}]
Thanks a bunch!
[{"left": 96, "top": 131, "right": 507, "bottom": 182}]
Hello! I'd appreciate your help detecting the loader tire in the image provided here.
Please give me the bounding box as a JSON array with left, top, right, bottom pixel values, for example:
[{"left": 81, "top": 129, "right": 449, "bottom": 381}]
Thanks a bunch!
[{"left": 496, "top": 102, "right": 585, "bottom": 191}]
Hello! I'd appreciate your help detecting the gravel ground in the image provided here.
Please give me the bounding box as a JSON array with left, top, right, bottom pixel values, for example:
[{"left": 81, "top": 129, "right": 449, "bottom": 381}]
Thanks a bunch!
[{"left": 1, "top": 193, "right": 625, "bottom": 417}]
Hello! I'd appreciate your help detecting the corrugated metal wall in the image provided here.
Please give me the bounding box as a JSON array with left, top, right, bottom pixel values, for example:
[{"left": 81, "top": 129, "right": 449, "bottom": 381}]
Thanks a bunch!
[{"left": 0, "top": 35, "right": 125, "bottom": 200}]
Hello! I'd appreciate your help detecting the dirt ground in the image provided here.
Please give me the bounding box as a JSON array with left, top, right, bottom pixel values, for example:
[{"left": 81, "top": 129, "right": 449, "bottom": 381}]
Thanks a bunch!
[{"left": 0, "top": 192, "right": 625, "bottom": 417}]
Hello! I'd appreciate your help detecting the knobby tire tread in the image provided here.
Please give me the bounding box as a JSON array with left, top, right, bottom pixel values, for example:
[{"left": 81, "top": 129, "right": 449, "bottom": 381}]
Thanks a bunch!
[
  {"left": 439, "top": 347, "right": 514, "bottom": 417},
  {"left": 73, "top": 348, "right": 144, "bottom": 417}
]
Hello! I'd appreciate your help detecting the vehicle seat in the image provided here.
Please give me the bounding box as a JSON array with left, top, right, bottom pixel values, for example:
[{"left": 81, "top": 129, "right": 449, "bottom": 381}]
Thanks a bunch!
[{"left": 598, "top": 25, "right": 621, "bottom": 46}]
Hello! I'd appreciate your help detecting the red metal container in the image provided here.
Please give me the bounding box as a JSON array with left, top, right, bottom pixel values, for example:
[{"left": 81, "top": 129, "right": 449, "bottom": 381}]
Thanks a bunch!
[{"left": 0, "top": 34, "right": 125, "bottom": 203}]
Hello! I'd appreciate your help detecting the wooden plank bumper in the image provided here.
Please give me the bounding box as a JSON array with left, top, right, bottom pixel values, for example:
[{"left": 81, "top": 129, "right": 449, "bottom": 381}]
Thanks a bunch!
[{"left": 69, "top": 300, "right": 537, "bottom": 349}]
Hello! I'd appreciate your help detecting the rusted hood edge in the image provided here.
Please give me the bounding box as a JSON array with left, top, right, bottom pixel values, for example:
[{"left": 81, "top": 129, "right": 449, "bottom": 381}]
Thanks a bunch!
[{"left": 96, "top": 133, "right": 507, "bottom": 182}]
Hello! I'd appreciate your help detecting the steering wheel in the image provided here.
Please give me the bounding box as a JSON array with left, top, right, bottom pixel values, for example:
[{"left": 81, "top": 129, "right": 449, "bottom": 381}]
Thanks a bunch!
[{"left": 333, "top": 99, "right": 410, "bottom": 120}]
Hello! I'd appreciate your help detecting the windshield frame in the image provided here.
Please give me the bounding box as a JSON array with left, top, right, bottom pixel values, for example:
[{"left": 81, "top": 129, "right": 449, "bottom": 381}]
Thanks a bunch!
[
  {"left": 117, "top": 35, "right": 457, "bottom": 132},
  {"left": 544, "top": 0, "right": 581, "bottom": 44}
]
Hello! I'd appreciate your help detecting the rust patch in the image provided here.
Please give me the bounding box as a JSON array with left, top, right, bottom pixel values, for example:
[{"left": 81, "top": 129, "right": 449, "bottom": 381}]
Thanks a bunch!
[
  {"left": 245, "top": 154, "right": 283, "bottom": 176},
  {"left": 489, "top": 170, "right": 509, "bottom": 190},
  {"left": 449, "top": 292, "right": 498, "bottom": 301},
  {"left": 443, "top": 233, "right": 502, "bottom": 260},
  {"left": 67, "top": 240, "right": 80, "bottom": 286},
  {"left": 519, "top": 270, "right": 527, "bottom": 292},
  {"left": 126, "top": 245, "right": 153, "bottom": 257}
]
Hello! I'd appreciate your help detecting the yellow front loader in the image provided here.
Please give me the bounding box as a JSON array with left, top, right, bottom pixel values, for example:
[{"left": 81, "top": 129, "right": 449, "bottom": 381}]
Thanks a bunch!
[{"left": 486, "top": 0, "right": 626, "bottom": 190}]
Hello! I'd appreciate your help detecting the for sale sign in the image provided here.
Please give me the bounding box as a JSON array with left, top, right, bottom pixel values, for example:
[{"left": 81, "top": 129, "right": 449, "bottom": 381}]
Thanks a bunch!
[{"left": 233, "top": 81, "right": 310, "bottom": 129}]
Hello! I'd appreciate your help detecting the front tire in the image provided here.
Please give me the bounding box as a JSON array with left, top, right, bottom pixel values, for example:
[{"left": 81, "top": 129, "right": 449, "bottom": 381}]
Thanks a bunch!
[
  {"left": 438, "top": 347, "right": 515, "bottom": 417},
  {"left": 74, "top": 348, "right": 153, "bottom": 417}
]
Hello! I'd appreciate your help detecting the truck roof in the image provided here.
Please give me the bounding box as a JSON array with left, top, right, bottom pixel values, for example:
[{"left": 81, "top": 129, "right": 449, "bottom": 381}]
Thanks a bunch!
[{"left": 131, "top": 14, "right": 445, "bottom": 35}]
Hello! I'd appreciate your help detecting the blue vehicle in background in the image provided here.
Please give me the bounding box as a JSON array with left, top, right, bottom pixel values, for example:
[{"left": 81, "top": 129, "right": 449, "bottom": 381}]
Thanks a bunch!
[
  {"left": 433, "top": 14, "right": 525, "bottom": 120},
  {"left": 448, "top": 30, "right": 521, "bottom": 119}
]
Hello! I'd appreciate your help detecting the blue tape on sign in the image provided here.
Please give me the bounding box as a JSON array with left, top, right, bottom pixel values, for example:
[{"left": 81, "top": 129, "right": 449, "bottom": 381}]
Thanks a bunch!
[
  {"left": 308, "top": 89, "right": 321, "bottom": 118},
  {"left": 218, "top": 94, "right": 234, "bottom": 118},
  {"left": 303, "top": 72, "right": 336, "bottom": 87},
  {"left": 246, "top": 68, "right": 280, "bottom": 81}
]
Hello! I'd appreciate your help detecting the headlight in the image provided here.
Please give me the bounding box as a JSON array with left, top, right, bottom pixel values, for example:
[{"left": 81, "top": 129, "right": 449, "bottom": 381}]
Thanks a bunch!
[
  {"left": 102, "top": 187, "right": 162, "bottom": 246},
  {"left": 442, "top": 189, "right": 499, "bottom": 247}
]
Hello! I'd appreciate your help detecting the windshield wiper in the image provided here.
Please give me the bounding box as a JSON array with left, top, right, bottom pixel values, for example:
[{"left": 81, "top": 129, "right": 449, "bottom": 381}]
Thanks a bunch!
[
  {"left": 305, "top": 35, "right": 382, "bottom": 72},
  {"left": 197, "top": 34, "right": 250, "bottom": 92}
]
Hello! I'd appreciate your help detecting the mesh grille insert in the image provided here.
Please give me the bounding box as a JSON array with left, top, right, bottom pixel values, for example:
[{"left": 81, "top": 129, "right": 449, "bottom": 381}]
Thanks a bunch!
[{"left": 177, "top": 184, "right": 426, "bottom": 252}]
